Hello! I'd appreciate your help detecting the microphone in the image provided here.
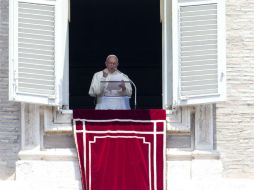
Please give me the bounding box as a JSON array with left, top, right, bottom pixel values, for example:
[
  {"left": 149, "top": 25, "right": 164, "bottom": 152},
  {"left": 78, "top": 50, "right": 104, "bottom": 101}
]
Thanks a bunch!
[{"left": 128, "top": 78, "right": 137, "bottom": 109}]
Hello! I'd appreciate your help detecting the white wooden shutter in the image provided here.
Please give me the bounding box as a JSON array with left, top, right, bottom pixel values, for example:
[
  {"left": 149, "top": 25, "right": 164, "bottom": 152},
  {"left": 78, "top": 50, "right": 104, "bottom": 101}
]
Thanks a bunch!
[
  {"left": 9, "top": 0, "right": 69, "bottom": 106},
  {"left": 171, "top": 0, "right": 226, "bottom": 106}
]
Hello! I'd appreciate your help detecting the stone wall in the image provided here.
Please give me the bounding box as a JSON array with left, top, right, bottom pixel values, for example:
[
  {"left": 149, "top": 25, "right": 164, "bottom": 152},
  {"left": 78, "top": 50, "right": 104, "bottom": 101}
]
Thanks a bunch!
[
  {"left": 216, "top": 0, "right": 254, "bottom": 178},
  {"left": 1, "top": 0, "right": 254, "bottom": 182},
  {"left": 0, "top": 0, "right": 21, "bottom": 180}
]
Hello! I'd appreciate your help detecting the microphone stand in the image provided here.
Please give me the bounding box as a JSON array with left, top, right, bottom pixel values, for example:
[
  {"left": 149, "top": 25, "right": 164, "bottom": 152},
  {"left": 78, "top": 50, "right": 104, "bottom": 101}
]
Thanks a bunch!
[
  {"left": 128, "top": 79, "right": 137, "bottom": 109},
  {"left": 120, "top": 73, "right": 137, "bottom": 109}
]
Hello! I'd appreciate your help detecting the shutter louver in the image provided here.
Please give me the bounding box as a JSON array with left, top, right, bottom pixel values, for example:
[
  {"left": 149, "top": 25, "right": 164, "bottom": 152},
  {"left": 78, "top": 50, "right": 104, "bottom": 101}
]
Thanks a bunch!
[
  {"left": 9, "top": 0, "right": 69, "bottom": 106},
  {"left": 17, "top": 2, "right": 56, "bottom": 98},
  {"left": 179, "top": 3, "right": 218, "bottom": 99},
  {"left": 170, "top": 0, "right": 226, "bottom": 106}
]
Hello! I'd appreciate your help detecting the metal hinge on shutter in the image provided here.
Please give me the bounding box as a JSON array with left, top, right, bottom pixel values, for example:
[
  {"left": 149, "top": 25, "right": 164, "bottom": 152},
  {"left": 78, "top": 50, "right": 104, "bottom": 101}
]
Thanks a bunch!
[
  {"left": 14, "top": 69, "right": 18, "bottom": 90},
  {"left": 180, "top": 96, "right": 188, "bottom": 100},
  {"left": 48, "top": 95, "right": 56, "bottom": 99}
]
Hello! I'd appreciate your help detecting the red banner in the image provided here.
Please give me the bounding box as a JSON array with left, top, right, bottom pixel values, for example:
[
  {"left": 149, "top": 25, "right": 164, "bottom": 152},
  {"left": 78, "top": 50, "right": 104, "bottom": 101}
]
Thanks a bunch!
[{"left": 73, "top": 110, "right": 166, "bottom": 190}]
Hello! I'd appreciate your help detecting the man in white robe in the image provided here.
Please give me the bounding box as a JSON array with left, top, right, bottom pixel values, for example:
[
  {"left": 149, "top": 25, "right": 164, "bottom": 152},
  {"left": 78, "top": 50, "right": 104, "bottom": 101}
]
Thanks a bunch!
[{"left": 89, "top": 55, "right": 132, "bottom": 110}]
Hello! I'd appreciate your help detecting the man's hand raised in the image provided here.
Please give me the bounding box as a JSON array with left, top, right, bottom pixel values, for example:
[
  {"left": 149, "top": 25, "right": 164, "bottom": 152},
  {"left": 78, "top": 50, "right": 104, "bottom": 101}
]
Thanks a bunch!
[{"left": 103, "top": 69, "right": 108, "bottom": 78}]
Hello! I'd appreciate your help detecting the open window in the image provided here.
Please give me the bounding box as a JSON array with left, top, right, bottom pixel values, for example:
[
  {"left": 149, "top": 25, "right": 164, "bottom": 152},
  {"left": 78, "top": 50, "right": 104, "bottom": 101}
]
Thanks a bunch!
[
  {"left": 69, "top": 0, "right": 162, "bottom": 109},
  {"left": 9, "top": 0, "right": 69, "bottom": 106},
  {"left": 163, "top": 0, "right": 226, "bottom": 108},
  {"left": 9, "top": 0, "right": 225, "bottom": 109}
]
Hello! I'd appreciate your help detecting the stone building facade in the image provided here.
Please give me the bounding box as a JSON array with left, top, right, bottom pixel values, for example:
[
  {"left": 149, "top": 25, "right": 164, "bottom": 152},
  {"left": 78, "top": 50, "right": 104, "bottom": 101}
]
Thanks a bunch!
[
  {"left": 0, "top": 0, "right": 254, "bottom": 189},
  {"left": 216, "top": 0, "right": 254, "bottom": 178},
  {"left": 0, "top": 0, "right": 20, "bottom": 180}
]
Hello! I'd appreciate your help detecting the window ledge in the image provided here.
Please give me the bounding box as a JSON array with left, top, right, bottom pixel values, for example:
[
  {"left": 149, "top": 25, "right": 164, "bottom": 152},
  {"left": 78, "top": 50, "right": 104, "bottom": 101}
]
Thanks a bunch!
[
  {"left": 167, "top": 148, "right": 220, "bottom": 161},
  {"left": 18, "top": 148, "right": 77, "bottom": 161}
]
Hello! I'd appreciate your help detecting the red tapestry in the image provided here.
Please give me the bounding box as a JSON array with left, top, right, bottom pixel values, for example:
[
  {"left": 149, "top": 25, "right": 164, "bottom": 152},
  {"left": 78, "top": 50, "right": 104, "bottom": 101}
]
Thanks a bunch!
[{"left": 73, "top": 109, "right": 166, "bottom": 190}]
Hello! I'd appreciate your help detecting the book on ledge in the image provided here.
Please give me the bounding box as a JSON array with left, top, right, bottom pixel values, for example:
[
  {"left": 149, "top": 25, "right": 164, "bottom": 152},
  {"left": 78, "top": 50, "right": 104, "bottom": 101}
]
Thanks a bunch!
[{"left": 100, "top": 80, "right": 131, "bottom": 97}]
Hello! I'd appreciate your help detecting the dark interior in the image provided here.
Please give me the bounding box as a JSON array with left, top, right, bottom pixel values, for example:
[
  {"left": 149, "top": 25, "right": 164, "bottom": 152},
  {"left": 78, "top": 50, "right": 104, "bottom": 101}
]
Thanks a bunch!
[{"left": 70, "top": 0, "right": 162, "bottom": 109}]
